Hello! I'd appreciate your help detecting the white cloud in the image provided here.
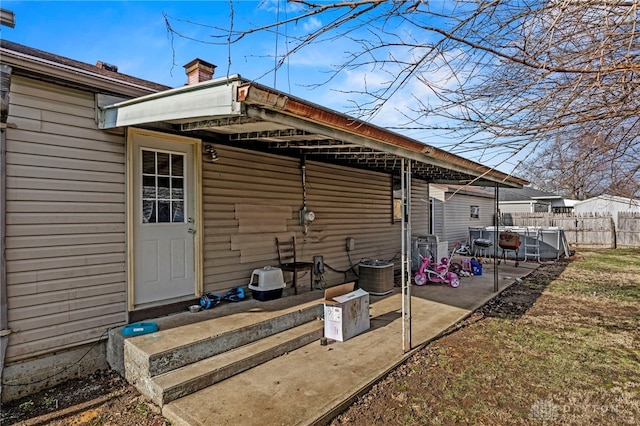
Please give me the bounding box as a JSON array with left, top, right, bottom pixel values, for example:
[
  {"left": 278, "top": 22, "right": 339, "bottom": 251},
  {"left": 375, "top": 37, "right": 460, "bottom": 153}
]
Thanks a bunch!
[
  {"left": 258, "top": 0, "right": 306, "bottom": 15},
  {"left": 303, "top": 17, "right": 322, "bottom": 32}
]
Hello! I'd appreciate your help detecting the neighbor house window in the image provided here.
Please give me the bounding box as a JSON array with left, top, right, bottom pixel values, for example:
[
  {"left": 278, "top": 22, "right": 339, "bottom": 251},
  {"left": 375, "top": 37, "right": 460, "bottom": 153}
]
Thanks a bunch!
[
  {"left": 470, "top": 205, "right": 480, "bottom": 219},
  {"left": 553, "top": 206, "right": 573, "bottom": 213}
]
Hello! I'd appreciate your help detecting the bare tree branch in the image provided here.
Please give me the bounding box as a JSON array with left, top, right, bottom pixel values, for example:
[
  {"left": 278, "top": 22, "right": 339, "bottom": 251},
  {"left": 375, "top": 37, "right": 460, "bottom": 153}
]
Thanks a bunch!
[{"left": 164, "top": 0, "right": 640, "bottom": 198}]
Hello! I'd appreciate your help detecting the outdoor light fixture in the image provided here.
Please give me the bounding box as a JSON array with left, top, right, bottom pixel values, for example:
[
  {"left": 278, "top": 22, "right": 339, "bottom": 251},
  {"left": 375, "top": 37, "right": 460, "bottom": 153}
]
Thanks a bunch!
[{"left": 204, "top": 144, "right": 219, "bottom": 162}]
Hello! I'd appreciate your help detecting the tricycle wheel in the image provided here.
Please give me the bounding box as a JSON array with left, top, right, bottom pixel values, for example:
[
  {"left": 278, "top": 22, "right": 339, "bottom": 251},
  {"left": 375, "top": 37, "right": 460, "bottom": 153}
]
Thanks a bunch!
[
  {"left": 446, "top": 272, "right": 460, "bottom": 288},
  {"left": 414, "top": 274, "right": 427, "bottom": 286}
]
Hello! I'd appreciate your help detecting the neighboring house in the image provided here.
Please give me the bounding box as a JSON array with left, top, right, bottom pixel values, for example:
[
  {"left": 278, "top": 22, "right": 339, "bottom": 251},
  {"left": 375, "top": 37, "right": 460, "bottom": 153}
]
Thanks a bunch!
[
  {"left": 573, "top": 194, "right": 640, "bottom": 228},
  {"left": 496, "top": 187, "right": 577, "bottom": 215},
  {"left": 0, "top": 39, "right": 527, "bottom": 401},
  {"left": 429, "top": 184, "right": 496, "bottom": 250}
]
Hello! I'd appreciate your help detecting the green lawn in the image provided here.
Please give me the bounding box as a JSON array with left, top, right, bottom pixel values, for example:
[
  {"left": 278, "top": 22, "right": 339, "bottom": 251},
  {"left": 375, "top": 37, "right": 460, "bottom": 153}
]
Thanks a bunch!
[{"left": 333, "top": 248, "right": 640, "bottom": 425}]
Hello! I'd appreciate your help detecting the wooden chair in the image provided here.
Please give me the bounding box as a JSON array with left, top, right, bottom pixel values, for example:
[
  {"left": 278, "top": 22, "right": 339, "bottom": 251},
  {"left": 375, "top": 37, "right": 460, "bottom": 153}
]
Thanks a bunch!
[{"left": 275, "top": 236, "right": 314, "bottom": 294}]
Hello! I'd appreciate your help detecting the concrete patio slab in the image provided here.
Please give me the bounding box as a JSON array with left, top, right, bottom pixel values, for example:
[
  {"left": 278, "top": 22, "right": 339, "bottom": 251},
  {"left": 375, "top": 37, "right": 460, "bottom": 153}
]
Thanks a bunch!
[{"left": 161, "top": 260, "right": 539, "bottom": 426}]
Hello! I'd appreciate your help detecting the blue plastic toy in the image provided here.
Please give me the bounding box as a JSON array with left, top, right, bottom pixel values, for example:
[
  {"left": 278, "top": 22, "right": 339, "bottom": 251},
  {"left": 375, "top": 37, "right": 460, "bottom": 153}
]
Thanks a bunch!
[{"left": 121, "top": 322, "right": 159, "bottom": 337}]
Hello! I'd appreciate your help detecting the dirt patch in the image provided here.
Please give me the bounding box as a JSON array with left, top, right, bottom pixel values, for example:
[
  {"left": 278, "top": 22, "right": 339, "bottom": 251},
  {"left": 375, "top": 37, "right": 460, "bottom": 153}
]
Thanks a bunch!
[{"left": 1, "top": 370, "right": 167, "bottom": 426}]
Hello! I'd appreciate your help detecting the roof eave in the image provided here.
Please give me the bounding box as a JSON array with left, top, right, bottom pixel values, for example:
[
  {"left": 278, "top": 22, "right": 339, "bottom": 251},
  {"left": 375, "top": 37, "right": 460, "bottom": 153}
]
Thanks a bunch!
[
  {"left": 237, "top": 83, "right": 527, "bottom": 188},
  {"left": 0, "top": 45, "right": 163, "bottom": 98}
]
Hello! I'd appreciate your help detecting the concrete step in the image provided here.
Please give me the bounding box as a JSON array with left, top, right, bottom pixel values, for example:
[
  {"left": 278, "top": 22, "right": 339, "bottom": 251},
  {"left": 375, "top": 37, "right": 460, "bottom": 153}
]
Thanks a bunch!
[
  {"left": 123, "top": 302, "right": 324, "bottom": 406},
  {"left": 150, "top": 320, "right": 323, "bottom": 406}
]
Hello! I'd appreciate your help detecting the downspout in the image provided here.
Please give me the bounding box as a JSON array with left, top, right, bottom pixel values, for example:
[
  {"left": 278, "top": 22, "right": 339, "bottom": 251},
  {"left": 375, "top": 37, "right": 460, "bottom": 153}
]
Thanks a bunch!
[{"left": 0, "top": 63, "right": 12, "bottom": 398}]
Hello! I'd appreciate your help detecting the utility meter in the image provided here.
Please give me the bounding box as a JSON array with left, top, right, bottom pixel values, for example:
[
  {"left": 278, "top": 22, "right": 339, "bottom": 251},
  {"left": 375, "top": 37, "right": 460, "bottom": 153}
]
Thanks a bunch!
[
  {"left": 299, "top": 208, "right": 315, "bottom": 225},
  {"left": 304, "top": 211, "right": 315, "bottom": 223}
]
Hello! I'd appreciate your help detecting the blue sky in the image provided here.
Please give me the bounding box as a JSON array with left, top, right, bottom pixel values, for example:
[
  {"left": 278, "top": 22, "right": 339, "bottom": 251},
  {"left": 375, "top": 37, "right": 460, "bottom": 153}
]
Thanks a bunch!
[
  {"left": 1, "top": 1, "right": 358, "bottom": 108},
  {"left": 1, "top": 1, "right": 524, "bottom": 174},
  {"left": 2, "top": 2, "right": 289, "bottom": 84}
]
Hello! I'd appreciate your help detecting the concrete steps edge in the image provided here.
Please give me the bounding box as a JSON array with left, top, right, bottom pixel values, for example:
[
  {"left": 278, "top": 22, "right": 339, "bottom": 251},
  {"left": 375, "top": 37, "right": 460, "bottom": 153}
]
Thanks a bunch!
[
  {"left": 144, "top": 303, "right": 324, "bottom": 376},
  {"left": 154, "top": 320, "right": 324, "bottom": 405}
]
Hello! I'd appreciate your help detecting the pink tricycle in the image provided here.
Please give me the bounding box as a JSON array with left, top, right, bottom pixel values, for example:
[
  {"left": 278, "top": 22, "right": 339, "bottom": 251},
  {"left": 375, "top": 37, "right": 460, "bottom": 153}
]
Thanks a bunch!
[{"left": 414, "top": 243, "right": 461, "bottom": 288}]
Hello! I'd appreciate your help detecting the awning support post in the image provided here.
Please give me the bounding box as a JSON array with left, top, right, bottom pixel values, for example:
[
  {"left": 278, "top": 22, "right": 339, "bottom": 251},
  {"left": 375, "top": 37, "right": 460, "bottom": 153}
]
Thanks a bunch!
[
  {"left": 494, "top": 183, "right": 500, "bottom": 292},
  {"left": 401, "top": 159, "right": 412, "bottom": 352}
]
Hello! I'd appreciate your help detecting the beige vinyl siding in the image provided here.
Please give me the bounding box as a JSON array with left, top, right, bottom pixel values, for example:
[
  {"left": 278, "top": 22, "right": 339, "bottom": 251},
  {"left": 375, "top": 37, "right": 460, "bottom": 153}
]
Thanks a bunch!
[
  {"left": 4, "top": 76, "right": 127, "bottom": 362},
  {"left": 442, "top": 194, "right": 495, "bottom": 248},
  {"left": 428, "top": 185, "right": 495, "bottom": 250},
  {"left": 201, "top": 144, "right": 430, "bottom": 292}
]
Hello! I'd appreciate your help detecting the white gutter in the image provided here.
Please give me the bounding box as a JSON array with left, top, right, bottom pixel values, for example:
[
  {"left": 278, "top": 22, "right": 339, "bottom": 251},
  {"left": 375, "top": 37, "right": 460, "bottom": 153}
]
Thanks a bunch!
[
  {"left": 500, "top": 200, "right": 539, "bottom": 204},
  {"left": 99, "top": 75, "right": 245, "bottom": 128}
]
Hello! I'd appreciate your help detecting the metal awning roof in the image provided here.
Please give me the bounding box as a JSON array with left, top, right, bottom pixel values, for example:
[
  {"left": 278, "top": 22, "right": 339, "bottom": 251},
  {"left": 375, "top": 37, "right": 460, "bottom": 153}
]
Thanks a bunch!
[{"left": 99, "top": 75, "right": 527, "bottom": 188}]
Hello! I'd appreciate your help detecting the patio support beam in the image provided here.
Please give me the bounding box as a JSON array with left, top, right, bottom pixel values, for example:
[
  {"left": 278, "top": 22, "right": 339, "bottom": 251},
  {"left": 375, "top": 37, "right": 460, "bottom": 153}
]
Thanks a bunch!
[
  {"left": 239, "top": 82, "right": 527, "bottom": 187},
  {"left": 243, "top": 105, "right": 521, "bottom": 188},
  {"left": 401, "top": 158, "right": 413, "bottom": 353},
  {"left": 494, "top": 183, "right": 500, "bottom": 292}
]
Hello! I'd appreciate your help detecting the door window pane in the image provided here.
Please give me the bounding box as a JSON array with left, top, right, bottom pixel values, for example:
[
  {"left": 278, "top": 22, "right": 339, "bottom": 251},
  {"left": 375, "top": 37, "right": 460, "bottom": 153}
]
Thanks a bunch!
[
  {"left": 142, "top": 176, "right": 156, "bottom": 198},
  {"left": 157, "top": 201, "right": 171, "bottom": 222},
  {"left": 157, "top": 152, "right": 170, "bottom": 175},
  {"left": 171, "top": 178, "right": 183, "bottom": 201},
  {"left": 141, "top": 149, "right": 187, "bottom": 224},
  {"left": 142, "top": 151, "right": 155, "bottom": 174},
  {"left": 142, "top": 200, "right": 155, "bottom": 223},
  {"left": 470, "top": 206, "right": 480, "bottom": 219},
  {"left": 157, "top": 177, "right": 170, "bottom": 198},
  {"left": 172, "top": 201, "right": 184, "bottom": 222},
  {"left": 172, "top": 155, "right": 184, "bottom": 177}
]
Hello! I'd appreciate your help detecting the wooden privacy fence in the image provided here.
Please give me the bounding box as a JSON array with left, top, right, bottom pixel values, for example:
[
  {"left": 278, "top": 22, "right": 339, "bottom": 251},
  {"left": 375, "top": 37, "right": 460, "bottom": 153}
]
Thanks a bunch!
[
  {"left": 501, "top": 212, "right": 640, "bottom": 248},
  {"left": 618, "top": 212, "right": 640, "bottom": 247}
]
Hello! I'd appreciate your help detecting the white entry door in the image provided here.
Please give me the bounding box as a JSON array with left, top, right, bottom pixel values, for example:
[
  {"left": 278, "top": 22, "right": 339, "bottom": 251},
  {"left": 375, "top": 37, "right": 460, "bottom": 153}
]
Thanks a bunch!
[{"left": 130, "top": 130, "right": 200, "bottom": 306}]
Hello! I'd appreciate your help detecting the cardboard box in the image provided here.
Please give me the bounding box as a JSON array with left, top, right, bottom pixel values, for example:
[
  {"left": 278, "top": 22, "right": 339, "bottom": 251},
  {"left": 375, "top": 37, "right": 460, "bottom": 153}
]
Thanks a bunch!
[{"left": 323, "top": 282, "right": 370, "bottom": 342}]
